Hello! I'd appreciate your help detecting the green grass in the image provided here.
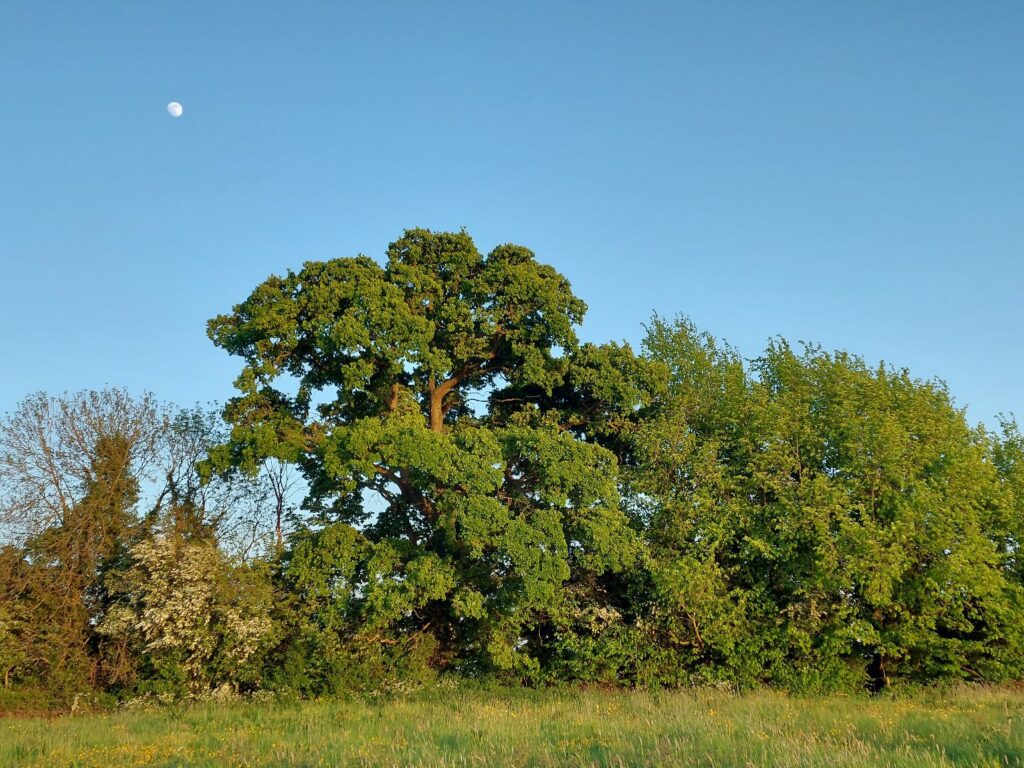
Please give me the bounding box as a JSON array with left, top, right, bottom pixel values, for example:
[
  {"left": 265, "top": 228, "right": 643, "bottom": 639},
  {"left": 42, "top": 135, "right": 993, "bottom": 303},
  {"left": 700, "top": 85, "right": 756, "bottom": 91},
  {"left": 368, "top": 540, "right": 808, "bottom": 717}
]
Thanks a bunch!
[{"left": 0, "top": 685, "right": 1022, "bottom": 767}]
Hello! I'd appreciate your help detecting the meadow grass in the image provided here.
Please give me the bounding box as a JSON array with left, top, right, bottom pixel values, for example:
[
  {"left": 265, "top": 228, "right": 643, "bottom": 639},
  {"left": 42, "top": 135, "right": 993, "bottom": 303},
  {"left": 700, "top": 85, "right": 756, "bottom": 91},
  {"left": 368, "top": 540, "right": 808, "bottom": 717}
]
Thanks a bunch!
[{"left": 0, "top": 685, "right": 1021, "bottom": 767}]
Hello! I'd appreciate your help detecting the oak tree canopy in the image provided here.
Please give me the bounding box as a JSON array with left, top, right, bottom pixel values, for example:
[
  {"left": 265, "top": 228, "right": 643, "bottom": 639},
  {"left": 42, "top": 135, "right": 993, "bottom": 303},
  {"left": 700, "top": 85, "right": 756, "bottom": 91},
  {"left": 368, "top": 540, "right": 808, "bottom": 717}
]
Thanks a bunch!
[{"left": 206, "top": 228, "right": 654, "bottom": 674}]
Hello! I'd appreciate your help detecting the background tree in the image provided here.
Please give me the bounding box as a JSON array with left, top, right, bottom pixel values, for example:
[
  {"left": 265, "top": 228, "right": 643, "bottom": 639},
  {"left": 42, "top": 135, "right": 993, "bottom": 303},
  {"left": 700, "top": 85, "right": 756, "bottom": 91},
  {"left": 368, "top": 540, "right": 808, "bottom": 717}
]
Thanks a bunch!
[
  {"left": 0, "top": 392, "right": 281, "bottom": 701},
  {"left": 633, "top": 316, "right": 1024, "bottom": 690},
  {"left": 0, "top": 390, "right": 162, "bottom": 696},
  {"left": 990, "top": 419, "right": 1024, "bottom": 586},
  {"left": 164, "top": 406, "right": 289, "bottom": 559}
]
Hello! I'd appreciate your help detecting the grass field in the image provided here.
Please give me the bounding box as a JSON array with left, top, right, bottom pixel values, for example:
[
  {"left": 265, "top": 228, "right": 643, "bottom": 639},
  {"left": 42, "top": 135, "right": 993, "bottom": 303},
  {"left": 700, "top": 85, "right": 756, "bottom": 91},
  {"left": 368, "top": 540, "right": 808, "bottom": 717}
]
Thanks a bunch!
[{"left": 0, "top": 685, "right": 1022, "bottom": 767}]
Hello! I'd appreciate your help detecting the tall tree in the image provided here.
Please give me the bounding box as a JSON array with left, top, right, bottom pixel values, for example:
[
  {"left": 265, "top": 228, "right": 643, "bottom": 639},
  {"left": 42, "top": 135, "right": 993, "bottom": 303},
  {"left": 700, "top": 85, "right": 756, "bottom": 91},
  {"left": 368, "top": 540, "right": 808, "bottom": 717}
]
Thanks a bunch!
[
  {"left": 207, "top": 229, "right": 647, "bottom": 678},
  {"left": 0, "top": 390, "right": 160, "bottom": 694}
]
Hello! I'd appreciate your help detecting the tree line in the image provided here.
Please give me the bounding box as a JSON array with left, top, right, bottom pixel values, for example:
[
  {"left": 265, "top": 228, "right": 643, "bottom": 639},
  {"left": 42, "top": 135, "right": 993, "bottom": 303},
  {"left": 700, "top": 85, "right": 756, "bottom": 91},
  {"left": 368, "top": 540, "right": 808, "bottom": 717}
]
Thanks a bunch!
[{"left": 2, "top": 228, "right": 1023, "bottom": 708}]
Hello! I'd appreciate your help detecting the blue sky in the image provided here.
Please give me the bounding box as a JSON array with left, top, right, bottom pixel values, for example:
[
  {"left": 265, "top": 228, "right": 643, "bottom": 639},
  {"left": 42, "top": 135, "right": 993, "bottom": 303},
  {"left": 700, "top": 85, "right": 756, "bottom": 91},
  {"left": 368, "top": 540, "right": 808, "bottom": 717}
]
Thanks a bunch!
[{"left": 1, "top": 1, "right": 1022, "bottom": 427}]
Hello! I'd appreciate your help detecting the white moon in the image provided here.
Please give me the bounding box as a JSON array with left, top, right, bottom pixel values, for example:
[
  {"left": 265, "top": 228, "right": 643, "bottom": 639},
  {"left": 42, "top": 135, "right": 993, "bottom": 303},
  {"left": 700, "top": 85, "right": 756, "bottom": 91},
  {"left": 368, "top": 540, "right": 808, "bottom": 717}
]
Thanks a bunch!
[{"left": 167, "top": 102, "right": 183, "bottom": 118}]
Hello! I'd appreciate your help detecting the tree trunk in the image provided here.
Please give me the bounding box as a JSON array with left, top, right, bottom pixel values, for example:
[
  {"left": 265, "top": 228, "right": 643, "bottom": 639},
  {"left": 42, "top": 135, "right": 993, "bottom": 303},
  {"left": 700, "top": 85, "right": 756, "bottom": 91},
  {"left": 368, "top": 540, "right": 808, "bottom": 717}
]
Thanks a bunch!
[
  {"left": 275, "top": 497, "right": 283, "bottom": 552},
  {"left": 428, "top": 375, "right": 461, "bottom": 433},
  {"left": 868, "top": 652, "right": 889, "bottom": 693}
]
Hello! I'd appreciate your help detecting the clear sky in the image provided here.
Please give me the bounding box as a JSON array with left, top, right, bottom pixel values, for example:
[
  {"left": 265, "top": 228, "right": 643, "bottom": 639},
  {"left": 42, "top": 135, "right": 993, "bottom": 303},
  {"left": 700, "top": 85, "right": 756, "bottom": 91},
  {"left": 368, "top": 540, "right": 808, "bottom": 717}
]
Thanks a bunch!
[{"left": 1, "top": 1, "right": 1022, "bottom": 428}]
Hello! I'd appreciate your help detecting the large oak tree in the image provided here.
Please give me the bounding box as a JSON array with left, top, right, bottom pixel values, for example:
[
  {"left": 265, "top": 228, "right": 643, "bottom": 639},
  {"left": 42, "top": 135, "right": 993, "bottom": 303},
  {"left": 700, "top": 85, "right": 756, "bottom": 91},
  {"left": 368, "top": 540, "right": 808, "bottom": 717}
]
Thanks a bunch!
[{"left": 207, "top": 229, "right": 653, "bottom": 677}]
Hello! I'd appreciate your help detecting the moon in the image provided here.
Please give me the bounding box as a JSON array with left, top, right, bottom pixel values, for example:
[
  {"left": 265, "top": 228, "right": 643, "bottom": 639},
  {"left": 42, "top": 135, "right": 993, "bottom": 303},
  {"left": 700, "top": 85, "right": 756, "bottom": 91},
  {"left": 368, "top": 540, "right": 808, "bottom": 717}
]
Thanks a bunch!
[{"left": 167, "top": 102, "right": 183, "bottom": 118}]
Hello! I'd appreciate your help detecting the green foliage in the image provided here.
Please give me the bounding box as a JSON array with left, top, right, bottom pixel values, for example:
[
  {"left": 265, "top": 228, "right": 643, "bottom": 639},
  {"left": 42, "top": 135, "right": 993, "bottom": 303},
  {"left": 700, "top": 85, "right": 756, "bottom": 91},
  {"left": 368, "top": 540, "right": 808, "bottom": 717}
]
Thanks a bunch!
[
  {"left": 206, "top": 229, "right": 648, "bottom": 687},
  {"left": 0, "top": 429, "right": 146, "bottom": 699},
  {"left": 631, "top": 316, "right": 1024, "bottom": 691},
  {"left": 0, "top": 391, "right": 283, "bottom": 707},
  {"left": 3, "top": 231, "right": 1024, "bottom": 706}
]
